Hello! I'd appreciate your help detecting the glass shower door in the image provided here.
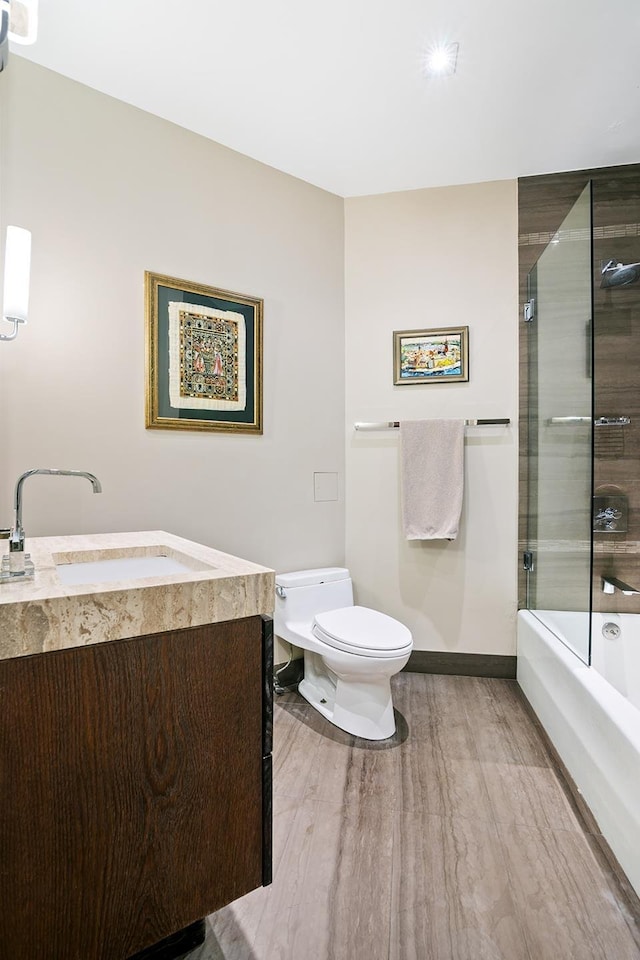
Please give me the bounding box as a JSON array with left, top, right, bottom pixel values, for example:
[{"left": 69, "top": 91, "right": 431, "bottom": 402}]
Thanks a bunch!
[{"left": 526, "top": 182, "right": 593, "bottom": 663}]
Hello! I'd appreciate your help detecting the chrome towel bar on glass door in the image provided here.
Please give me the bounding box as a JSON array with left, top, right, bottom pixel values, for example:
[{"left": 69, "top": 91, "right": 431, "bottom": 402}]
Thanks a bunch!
[
  {"left": 354, "top": 418, "right": 511, "bottom": 430},
  {"left": 547, "top": 416, "right": 631, "bottom": 426}
]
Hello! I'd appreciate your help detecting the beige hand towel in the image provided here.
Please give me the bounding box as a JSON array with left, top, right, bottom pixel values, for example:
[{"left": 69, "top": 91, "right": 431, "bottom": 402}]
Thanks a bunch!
[{"left": 400, "top": 419, "right": 465, "bottom": 540}]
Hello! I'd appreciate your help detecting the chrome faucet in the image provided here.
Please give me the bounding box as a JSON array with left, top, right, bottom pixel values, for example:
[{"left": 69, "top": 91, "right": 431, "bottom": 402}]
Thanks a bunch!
[
  {"left": 1, "top": 468, "right": 102, "bottom": 580},
  {"left": 602, "top": 576, "right": 640, "bottom": 597}
]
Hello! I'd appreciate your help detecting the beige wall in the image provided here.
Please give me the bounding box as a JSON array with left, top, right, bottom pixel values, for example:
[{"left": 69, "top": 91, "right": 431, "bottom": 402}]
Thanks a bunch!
[
  {"left": 0, "top": 60, "right": 345, "bottom": 662},
  {"left": 345, "top": 181, "right": 519, "bottom": 655},
  {"left": 0, "top": 61, "right": 522, "bottom": 662}
]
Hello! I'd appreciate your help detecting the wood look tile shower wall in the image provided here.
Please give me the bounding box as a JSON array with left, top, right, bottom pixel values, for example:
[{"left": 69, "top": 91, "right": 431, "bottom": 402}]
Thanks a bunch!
[{"left": 518, "top": 163, "right": 640, "bottom": 612}]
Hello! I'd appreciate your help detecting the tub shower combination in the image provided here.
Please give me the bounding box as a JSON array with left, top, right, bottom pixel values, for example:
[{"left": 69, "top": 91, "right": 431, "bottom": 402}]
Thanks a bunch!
[{"left": 518, "top": 180, "right": 640, "bottom": 896}]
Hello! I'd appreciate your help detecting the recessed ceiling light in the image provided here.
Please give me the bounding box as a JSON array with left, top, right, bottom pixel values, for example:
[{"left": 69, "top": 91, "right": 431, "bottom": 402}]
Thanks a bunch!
[{"left": 424, "top": 42, "right": 459, "bottom": 78}]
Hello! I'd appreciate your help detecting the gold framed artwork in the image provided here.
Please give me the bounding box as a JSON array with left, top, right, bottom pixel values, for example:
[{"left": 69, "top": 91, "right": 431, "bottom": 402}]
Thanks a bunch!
[
  {"left": 145, "top": 272, "right": 263, "bottom": 433},
  {"left": 393, "top": 326, "right": 469, "bottom": 385}
]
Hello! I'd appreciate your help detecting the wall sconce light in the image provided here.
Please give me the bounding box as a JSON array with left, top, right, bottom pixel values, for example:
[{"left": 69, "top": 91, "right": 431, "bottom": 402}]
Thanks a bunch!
[
  {"left": 6, "top": 0, "right": 38, "bottom": 45},
  {"left": 0, "top": 0, "right": 38, "bottom": 44},
  {"left": 0, "top": 2, "right": 36, "bottom": 339},
  {"left": 1, "top": 226, "right": 32, "bottom": 341},
  {"left": 0, "top": 0, "right": 38, "bottom": 70}
]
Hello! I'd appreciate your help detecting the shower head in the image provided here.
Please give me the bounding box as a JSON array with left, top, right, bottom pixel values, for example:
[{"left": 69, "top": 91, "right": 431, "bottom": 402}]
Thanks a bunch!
[{"left": 600, "top": 259, "right": 640, "bottom": 289}]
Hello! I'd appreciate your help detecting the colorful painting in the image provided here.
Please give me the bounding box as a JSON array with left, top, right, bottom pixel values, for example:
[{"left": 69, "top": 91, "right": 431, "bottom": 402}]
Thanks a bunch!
[
  {"left": 145, "top": 272, "right": 262, "bottom": 433},
  {"left": 393, "top": 326, "right": 469, "bottom": 384},
  {"left": 168, "top": 303, "right": 246, "bottom": 411}
]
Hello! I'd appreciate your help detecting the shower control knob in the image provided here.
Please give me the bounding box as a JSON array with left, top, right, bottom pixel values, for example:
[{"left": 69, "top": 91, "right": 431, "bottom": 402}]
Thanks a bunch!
[{"left": 602, "top": 622, "right": 621, "bottom": 641}]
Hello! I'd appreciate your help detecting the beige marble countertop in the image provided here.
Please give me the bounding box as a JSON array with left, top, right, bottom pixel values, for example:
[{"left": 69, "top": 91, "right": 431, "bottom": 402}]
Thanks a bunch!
[{"left": 0, "top": 530, "right": 274, "bottom": 661}]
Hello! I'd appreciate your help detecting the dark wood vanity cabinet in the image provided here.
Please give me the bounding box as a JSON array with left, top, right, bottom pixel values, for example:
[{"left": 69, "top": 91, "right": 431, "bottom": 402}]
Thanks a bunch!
[{"left": 0, "top": 615, "right": 273, "bottom": 960}]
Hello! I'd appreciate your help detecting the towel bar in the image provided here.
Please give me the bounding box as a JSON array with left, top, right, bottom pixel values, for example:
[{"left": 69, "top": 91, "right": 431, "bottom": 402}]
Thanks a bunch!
[
  {"left": 546, "top": 416, "right": 630, "bottom": 426},
  {"left": 354, "top": 418, "right": 510, "bottom": 431}
]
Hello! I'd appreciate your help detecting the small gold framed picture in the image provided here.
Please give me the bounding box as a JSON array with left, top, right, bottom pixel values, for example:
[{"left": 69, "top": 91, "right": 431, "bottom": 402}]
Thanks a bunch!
[{"left": 393, "top": 326, "right": 469, "bottom": 385}]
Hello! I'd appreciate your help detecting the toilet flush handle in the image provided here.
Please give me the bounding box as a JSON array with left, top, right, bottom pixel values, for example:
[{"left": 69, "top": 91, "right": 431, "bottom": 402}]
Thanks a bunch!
[{"left": 276, "top": 585, "right": 287, "bottom": 599}]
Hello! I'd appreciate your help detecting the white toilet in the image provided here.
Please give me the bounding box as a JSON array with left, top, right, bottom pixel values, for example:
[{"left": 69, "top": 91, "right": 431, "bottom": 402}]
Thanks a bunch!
[{"left": 274, "top": 567, "right": 413, "bottom": 740}]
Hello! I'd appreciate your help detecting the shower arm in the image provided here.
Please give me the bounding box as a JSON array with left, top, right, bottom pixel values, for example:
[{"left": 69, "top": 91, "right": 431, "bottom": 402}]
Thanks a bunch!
[{"left": 602, "top": 576, "right": 640, "bottom": 597}]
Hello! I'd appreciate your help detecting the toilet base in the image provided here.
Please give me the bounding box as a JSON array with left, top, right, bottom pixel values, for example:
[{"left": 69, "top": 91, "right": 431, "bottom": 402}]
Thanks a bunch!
[{"left": 298, "top": 652, "right": 397, "bottom": 740}]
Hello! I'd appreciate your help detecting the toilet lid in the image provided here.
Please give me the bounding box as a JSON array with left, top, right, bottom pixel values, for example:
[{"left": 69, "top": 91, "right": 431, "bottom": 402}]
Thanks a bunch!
[{"left": 312, "top": 606, "right": 412, "bottom": 658}]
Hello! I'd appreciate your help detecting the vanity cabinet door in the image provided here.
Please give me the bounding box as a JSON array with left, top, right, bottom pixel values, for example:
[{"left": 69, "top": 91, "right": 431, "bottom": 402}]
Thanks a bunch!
[{"left": 0, "top": 615, "right": 266, "bottom": 960}]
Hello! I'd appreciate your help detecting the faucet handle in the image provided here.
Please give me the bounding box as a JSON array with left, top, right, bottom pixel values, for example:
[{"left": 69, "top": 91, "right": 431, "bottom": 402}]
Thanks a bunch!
[{"left": 0, "top": 529, "right": 10, "bottom": 539}]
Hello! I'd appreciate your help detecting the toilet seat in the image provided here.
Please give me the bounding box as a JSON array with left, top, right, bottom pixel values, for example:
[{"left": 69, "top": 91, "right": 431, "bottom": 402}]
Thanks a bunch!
[{"left": 312, "top": 605, "right": 412, "bottom": 659}]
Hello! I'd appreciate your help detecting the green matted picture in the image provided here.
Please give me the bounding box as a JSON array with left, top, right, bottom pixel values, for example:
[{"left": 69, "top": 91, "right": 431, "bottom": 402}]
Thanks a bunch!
[
  {"left": 393, "top": 325, "right": 469, "bottom": 385},
  {"left": 145, "top": 272, "right": 263, "bottom": 433}
]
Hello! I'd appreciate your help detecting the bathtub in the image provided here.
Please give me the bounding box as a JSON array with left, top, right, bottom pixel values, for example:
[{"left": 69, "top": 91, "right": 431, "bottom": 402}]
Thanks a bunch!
[
  {"left": 518, "top": 609, "right": 640, "bottom": 896},
  {"left": 591, "top": 612, "right": 640, "bottom": 710}
]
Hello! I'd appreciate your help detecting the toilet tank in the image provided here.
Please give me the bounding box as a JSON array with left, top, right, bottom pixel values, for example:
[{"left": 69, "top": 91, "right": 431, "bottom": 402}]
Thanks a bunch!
[{"left": 275, "top": 567, "right": 354, "bottom": 638}]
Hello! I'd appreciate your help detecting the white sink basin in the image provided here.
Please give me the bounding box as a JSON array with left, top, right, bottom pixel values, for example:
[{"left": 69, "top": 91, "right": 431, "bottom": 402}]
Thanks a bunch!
[{"left": 56, "top": 554, "right": 200, "bottom": 586}]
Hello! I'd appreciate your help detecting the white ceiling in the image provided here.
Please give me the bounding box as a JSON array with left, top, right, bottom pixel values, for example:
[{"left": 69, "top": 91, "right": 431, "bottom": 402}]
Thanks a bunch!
[{"left": 14, "top": 0, "right": 640, "bottom": 197}]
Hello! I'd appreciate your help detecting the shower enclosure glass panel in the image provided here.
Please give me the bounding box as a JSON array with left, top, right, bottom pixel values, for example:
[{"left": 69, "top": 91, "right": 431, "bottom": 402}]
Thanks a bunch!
[{"left": 526, "top": 183, "right": 593, "bottom": 664}]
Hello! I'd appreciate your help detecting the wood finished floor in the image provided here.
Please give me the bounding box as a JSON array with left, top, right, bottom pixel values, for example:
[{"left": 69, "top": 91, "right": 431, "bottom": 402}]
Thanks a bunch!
[{"left": 193, "top": 674, "right": 640, "bottom": 960}]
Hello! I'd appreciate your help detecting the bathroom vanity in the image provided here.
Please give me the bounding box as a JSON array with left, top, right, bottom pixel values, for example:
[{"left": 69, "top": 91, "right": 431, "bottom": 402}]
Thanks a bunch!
[{"left": 0, "top": 531, "right": 274, "bottom": 960}]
